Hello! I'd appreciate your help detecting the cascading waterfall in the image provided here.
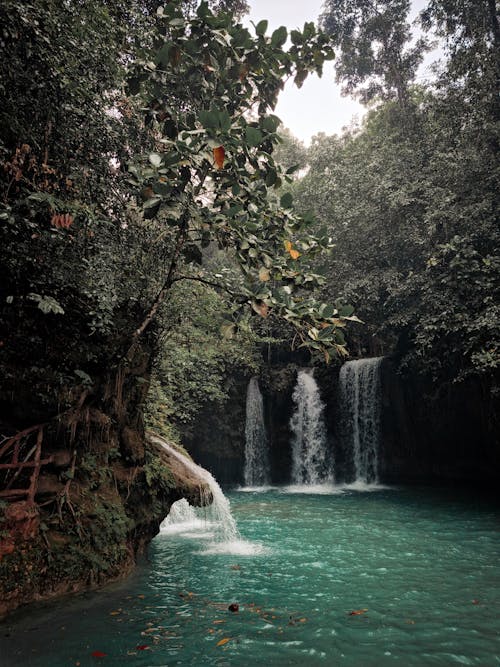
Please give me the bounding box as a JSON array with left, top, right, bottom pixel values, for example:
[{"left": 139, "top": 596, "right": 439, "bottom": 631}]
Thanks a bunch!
[
  {"left": 290, "top": 369, "right": 331, "bottom": 484},
  {"left": 150, "top": 435, "right": 239, "bottom": 543},
  {"left": 244, "top": 377, "right": 270, "bottom": 486},
  {"left": 339, "top": 357, "right": 383, "bottom": 483}
]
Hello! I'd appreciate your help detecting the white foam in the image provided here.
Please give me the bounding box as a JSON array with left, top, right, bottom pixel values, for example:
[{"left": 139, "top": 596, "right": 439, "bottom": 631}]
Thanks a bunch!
[
  {"left": 281, "top": 483, "right": 344, "bottom": 495},
  {"left": 237, "top": 485, "right": 277, "bottom": 493},
  {"left": 160, "top": 518, "right": 211, "bottom": 535},
  {"left": 342, "top": 481, "right": 391, "bottom": 492},
  {"left": 199, "top": 539, "right": 269, "bottom": 556}
]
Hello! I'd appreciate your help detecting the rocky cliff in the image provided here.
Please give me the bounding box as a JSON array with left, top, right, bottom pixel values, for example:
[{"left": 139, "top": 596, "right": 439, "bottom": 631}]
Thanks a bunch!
[{"left": 0, "top": 431, "right": 209, "bottom": 618}]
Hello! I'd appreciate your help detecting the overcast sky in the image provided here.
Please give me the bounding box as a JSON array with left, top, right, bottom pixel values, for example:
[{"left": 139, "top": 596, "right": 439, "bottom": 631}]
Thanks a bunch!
[{"left": 244, "top": 0, "right": 437, "bottom": 144}]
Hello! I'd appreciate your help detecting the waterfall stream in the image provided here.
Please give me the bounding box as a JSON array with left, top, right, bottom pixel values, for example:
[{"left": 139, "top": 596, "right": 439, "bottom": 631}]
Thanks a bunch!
[
  {"left": 244, "top": 377, "right": 270, "bottom": 486},
  {"left": 150, "top": 435, "right": 239, "bottom": 543},
  {"left": 290, "top": 369, "right": 331, "bottom": 484},
  {"left": 339, "top": 357, "right": 382, "bottom": 483}
]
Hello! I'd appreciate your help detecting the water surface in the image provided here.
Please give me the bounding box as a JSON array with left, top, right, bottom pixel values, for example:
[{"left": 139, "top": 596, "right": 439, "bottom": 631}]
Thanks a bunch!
[{"left": 1, "top": 486, "right": 499, "bottom": 666}]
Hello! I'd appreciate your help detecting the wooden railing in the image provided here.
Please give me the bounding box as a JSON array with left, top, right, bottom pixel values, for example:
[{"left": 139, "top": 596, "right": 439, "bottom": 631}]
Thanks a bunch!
[{"left": 0, "top": 425, "right": 53, "bottom": 503}]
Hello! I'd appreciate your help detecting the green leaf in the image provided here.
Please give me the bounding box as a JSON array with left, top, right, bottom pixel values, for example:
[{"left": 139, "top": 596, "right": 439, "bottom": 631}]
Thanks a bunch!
[
  {"left": 28, "top": 293, "right": 65, "bottom": 315},
  {"left": 271, "top": 26, "right": 288, "bottom": 47},
  {"left": 225, "top": 204, "right": 244, "bottom": 217},
  {"left": 143, "top": 196, "right": 162, "bottom": 209},
  {"left": 199, "top": 109, "right": 219, "bottom": 129},
  {"left": 245, "top": 126, "right": 263, "bottom": 147},
  {"left": 266, "top": 169, "right": 277, "bottom": 187},
  {"left": 294, "top": 69, "right": 308, "bottom": 88},
  {"left": 152, "top": 181, "right": 171, "bottom": 196},
  {"left": 262, "top": 115, "right": 281, "bottom": 132},
  {"left": 218, "top": 109, "right": 231, "bottom": 132},
  {"left": 320, "top": 304, "right": 335, "bottom": 318},
  {"left": 318, "top": 325, "right": 335, "bottom": 340},
  {"left": 255, "top": 20, "right": 268, "bottom": 36},
  {"left": 149, "top": 153, "right": 162, "bottom": 168},
  {"left": 338, "top": 305, "right": 355, "bottom": 317},
  {"left": 334, "top": 330, "right": 346, "bottom": 345},
  {"left": 197, "top": 1, "right": 211, "bottom": 17},
  {"left": 280, "top": 192, "right": 293, "bottom": 208}
]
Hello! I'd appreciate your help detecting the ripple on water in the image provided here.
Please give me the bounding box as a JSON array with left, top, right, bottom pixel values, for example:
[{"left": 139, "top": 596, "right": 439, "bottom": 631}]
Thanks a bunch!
[{"left": 0, "top": 487, "right": 499, "bottom": 667}]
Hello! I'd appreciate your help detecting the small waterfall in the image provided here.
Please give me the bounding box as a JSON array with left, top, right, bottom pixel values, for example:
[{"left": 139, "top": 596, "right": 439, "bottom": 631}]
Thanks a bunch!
[
  {"left": 244, "top": 377, "right": 270, "bottom": 486},
  {"left": 150, "top": 435, "right": 239, "bottom": 543},
  {"left": 339, "top": 357, "right": 382, "bottom": 483},
  {"left": 290, "top": 369, "right": 331, "bottom": 484}
]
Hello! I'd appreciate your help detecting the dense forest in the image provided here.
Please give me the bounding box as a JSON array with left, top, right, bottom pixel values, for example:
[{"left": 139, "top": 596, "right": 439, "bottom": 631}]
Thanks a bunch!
[{"left": 0, "top": 0, "right": 498, "bottom": 618}]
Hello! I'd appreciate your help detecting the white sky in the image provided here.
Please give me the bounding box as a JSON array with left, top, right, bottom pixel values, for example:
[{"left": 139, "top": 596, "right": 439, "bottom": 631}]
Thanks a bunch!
[{"left": 245, "top": 0, "right": 438, "bottom": 144}]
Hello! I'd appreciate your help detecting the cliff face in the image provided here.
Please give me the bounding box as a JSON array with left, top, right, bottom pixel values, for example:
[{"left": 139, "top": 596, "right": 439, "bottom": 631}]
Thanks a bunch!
[
  {"left": 379, "top": 359, "right": 500, "bottom": 484},
  {"left": 0, "top": 420, "right": 209, "bottom": 619},
  {"left": 180, "top": 357, "right": 499, "bottom": 487}
]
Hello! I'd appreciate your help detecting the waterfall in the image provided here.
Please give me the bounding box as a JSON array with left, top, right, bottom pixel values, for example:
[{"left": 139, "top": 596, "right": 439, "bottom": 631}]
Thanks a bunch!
[
  {"left": 339, "top": 357, "right": 382, "bottom": 483},
  {"left": 244, "top": 377, "right": 270, "bottom": 486},
  {"left": 150, "top": 435, "right": 239, "bottom": 543},
  {"left": 290, "top": 369, "right": 331, "bottom": 484}
]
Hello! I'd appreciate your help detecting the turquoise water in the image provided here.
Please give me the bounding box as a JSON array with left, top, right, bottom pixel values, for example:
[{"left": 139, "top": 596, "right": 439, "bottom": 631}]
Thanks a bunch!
[{"left": 1, "top": 486, "right": 499, "bottom": 666}]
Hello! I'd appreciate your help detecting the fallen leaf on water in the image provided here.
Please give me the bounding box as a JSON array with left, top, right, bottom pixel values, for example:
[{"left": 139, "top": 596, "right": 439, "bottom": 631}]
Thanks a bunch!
[
  {"left": 216, "top": 638, "right": 231, "bottom": 647},
  {"left": 109, "top": 611, "right": 120, "bottom": 616},
  {"left": 136, "top": 645, "right": 149, "bottom": 651},
  {"left": 90, "top": 650, "right": 107, "bottom": 658},
  {"left": 137, "top": 594, "right": 145, "bottom": 599},
  {"left": 472, "top": 599, "right": 480, "bottom": 605},
  {"left": 230, "top": 565, "right": 241, "bottom": 571},
  {"left": 228, "top": 603, "right": 239, "bottom": 613},
  {"left": 348, "top": 609, "right": 368, "bottom": 616},
  {"left": 213, "top": 620, "right": 226, "bottom": 624},
  {"left": 299, "top": 618, "right": 307, "bottom": 623},
  {"left": 406, "top": 620, "right": 415, "bottom": 625}
]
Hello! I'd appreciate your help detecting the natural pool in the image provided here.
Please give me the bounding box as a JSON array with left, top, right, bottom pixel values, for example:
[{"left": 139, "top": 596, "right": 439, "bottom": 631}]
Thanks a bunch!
[{"left": 1, "top": 486, "right": 499, "bottom": 666}]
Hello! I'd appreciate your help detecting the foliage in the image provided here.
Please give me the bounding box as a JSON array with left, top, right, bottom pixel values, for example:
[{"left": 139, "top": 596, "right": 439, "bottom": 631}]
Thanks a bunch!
[
  {"left": 145, "top": 279, "right": 260, "bottom": 436},
  {"left": 293, "top": 1, "right": 499, "bottom": 385},
  {"left": 125, "top": 1, "right": 357, "bottom": 360},
  {"left": 143, "top": 448, "right": 176, "bottom": 495},
  {"left": 319, "top": 0, "right": 428, "bottom": 107}
]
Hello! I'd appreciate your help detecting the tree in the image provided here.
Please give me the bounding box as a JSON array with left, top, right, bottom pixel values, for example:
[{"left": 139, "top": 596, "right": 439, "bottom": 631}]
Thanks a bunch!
[
  {"left": 125, "top": 2, "right": 352, "bottom": 361},
  {"left": 319, "top": 0, "right": 428, "bottom": 108}
]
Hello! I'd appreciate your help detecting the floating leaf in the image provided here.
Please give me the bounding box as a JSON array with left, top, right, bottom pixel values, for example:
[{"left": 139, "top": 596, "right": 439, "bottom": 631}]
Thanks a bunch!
[
  {"left": 216, "top": 637, "right": 231, "bottom": 647},
  {"left": 228, "top": 603, "right": 239, "bottom": 612},
  {"left": 136, "top": 645, "right": 149, "bottom": 651},
  {"left": 213, "top": 146, "right": 225, "bottom": 169},
  {"left": 90, "top": 650, "right": 107, "bottom": 658},
  {"left": 348, "top": 609, "right": 368, "bottom": 616}
]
